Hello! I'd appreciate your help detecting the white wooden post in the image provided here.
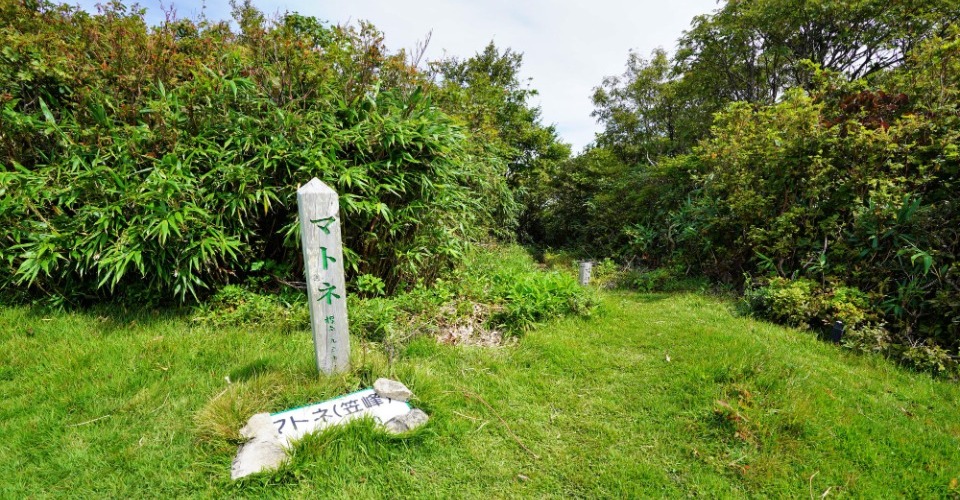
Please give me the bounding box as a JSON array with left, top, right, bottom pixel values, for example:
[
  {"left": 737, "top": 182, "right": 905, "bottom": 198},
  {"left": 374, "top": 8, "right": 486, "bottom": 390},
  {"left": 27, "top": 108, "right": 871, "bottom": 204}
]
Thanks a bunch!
[
  {"left": 578, "top": 261, "right": 593, "bottom": 286},
  {"left": 297, "top": 178, "right": 350, "bottom": 374}
]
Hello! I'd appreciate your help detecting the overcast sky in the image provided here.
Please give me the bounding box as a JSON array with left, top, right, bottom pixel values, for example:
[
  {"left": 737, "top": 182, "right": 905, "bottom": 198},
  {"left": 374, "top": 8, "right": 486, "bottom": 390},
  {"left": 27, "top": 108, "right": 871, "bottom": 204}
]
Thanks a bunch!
[{"left": 76, "top": 0, "right": 720, "bottom": 152}]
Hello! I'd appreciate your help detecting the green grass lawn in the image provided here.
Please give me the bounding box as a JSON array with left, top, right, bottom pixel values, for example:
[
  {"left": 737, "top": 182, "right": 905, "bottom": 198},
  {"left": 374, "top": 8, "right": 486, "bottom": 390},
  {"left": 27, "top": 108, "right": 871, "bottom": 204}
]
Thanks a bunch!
[{"left": 2, "top": 291, "right": 959, "bottom": 497}]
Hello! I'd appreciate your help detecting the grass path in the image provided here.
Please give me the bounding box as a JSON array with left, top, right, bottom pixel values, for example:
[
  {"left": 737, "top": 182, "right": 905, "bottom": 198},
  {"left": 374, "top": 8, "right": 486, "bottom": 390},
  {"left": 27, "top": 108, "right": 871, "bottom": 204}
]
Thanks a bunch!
[{"left": 2, "top": 292, "right": 959, "bottom": 497}]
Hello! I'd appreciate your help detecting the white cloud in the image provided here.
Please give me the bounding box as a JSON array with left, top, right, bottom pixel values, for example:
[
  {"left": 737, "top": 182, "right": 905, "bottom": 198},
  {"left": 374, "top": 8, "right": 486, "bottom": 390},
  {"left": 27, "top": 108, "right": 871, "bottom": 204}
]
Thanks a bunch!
[{"left": 76, "top": 0, "right": 719, "bottom": 152}]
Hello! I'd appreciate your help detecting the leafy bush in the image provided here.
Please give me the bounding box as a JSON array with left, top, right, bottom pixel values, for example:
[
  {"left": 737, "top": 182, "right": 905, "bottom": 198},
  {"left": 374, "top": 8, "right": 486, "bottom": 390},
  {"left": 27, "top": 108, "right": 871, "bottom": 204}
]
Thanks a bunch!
[
  {"left": 349, "top": 298, "right": 397, "bottom": 343},
  {"left": 745, "top": 277, "right": 875, "bottom": 329},
  {"left": 491, "top": 271, "right": 595, "bottom": 333},
  {"left": 0, "top": 2, "right": 515, "bottom": 304},
  {"left": 192, "top": 285, "right": 307, "bottom": 332},
  {"left": 746, "top": 277, "right": 958, "bottom": 376},
  {"left": 744, "top": 278, "right": 819, "bottom": 328},
  {"left": 894, "top": 343, "right": 956, "bottom": 377},
  {"left": 539, "top": 250, "right": 578, "bottom": 271},
  {"left": 542, "top": 28, "right": 960, "bottom": 367},
  {"left": 842, "top": 323, "right": 892, "bottom": 355},
  {"left": 589, "top": 258, "right": 620, "bottom": 289},
  {"left": 823, "top": 286, "right": 874, "bottom": 327},
  {"left": 621, "top": 267, "right": 676, "bottom": 293},
  {"left": 193, "top": 244, "right": 598, "bottom": 344},
  {"left": 844, "top": 324, "right": 957, "bottom": 377}
]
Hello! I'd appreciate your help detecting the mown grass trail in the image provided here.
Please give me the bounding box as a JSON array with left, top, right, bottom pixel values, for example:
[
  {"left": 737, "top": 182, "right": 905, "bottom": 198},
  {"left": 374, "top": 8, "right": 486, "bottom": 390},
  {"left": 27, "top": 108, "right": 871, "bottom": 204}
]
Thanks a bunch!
[{"left": 2, "top": 292, "right": 958, "bottom": 497}]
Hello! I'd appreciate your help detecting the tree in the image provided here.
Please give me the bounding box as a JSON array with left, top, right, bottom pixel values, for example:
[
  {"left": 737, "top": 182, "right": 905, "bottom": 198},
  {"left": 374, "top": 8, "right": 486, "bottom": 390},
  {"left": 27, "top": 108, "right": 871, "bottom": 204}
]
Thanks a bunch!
[
  {"left": 676, "top": 0, "right": 960, "bottom": 106},
  {"left": 591, "top": 48, "right": 704, "bottom": 165},
  {"left": 591, "top": 0, "right": 959, "bottom": 167},
  {"left": 431, "top": 42, "right": 570, "bottom": 241}
]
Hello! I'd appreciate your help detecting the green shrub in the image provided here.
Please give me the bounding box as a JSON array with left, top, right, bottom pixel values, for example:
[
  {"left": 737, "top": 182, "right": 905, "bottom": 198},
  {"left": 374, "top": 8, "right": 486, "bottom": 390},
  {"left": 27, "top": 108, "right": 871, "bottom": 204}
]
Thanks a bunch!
[
  {"left": 538, "top": 30, "right": 960, "bottom": 363},
  {"left": 0, "top": 2, "right": 515, "bottom": 304},
  {"left": 192, "top": 285, "right": 307, "bottom": 331},
  {"left": 744, "top": 278, "right": 819, "bottom": 327},
  {"left": 192, "top": 244, "right": 598, "bottom": 343},
  {"left": 590, "top": 258, "right": 620, "bottom": 289},
  {"left": 823, "top": 286, "right": 874, "bottom": 327},
  {"left": 842, "top": 323, "right": 893, "bottom": 355},
  {"left": 621, "top": 267, "right": 676, "bottom": 293},
  {"left": 349, "top": 298, "right": 397, "bottom": 343},
  {"left": 844, "top": 324, "right": 957, "bottom": 377},
  {"left": 353, "top": 275, "right": 386, "bottom": 298},
  {"left": 745, "top": 278, "right": 875, "bottom": 329},
  {"left": 894, "top": 343, "right": 956, "bottom": 377},
  {"left": 492, "top": 271, "right": 596, "bottom": 333},
  {"left": 540, "top": 250, "right": 578, "bottom": 271},
  {"left": 747, "top": 277, "right": 957, "bottom": 377}
]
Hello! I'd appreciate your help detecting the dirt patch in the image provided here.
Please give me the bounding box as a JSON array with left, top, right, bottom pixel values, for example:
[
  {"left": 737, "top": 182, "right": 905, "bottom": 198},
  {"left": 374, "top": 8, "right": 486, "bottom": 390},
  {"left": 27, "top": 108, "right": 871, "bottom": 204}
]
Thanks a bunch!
[{"left": 435, "top": 302, "right": 513, "bottom": 347}]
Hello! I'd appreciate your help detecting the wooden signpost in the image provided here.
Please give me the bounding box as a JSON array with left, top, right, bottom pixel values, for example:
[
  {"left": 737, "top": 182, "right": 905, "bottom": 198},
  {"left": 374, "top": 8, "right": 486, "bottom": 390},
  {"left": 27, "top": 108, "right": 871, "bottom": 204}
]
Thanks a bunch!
[
  {"left": 297, "top": 178, "right": 350, "bottom": 374},
  {"left": 578, "top": 261, "right": 593, "bottom": 286}
]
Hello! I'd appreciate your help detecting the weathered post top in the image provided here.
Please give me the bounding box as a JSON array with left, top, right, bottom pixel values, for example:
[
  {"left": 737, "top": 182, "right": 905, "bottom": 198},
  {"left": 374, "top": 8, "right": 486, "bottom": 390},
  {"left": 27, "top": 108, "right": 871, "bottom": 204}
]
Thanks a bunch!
[
  {"left": 297, "top": 178, "right": 350, "bottom": 374},
  {"left": 298, "top": 177, "right": 337, "bottom": 196}
]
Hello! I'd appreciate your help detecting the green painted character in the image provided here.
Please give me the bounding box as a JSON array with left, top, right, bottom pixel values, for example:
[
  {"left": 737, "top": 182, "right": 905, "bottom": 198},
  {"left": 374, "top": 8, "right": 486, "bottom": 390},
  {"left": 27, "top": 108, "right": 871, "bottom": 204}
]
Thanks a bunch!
[
  {"left": 320, "top": 247, "right": 337, "bottom": 270},
  {"left": 310, "top": 216, "right": 336, "bottom": 235},
  {"left": 317, "top": 282, "right": 341, "bottom": 305}
]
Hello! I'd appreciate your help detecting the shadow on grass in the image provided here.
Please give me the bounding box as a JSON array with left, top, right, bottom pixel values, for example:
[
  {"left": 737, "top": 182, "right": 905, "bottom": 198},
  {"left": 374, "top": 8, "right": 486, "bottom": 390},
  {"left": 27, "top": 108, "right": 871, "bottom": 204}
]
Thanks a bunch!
[
  {"left": 230, "top": 358, "right": 281, "bottom": 383},
  {"left": 628, "top": 292, "right": 674, "bottom": 303},
  {"left": 4, "top": 300, "right": 195, "bottom": 339}
]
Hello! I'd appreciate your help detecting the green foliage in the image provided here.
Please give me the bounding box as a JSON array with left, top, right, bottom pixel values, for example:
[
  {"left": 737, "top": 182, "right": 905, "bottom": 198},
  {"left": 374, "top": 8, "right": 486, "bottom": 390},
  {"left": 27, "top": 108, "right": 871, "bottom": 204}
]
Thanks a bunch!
[
  {"left": 744, "top": 277, "right": 875, "bottom": 330},
  {"left": 546, "top": 21, "right": 960, "bottom": 373},
  {"left": 193, "top": 244, "right": 597, "bottom": 343},
  {"left": 349, "top": 297, "right": 397, "bottom": 343},
  {"left": 843, "top": 323, "right": 958, "bottom": 376},
  {"left": 589, "top": 258, "right": 620, "bottom": 289},
  {"left": 588, "top": 0, "right": 958, "bottom": 165},
  {"left": 540, "top": 147, "right": 633, "bottom": 253},
  {"left": 745, "top": 278, "right": 825, "bottom": 328},
  {"left": 745, "top": 276, "right": 959, "bottom": 376},
  {"left": 192, "top": 285, "right": 307, "bottom": 331},
  {"left": 539, "top": 249, "right": 578, "bottom": 271},
  {"left": 354, "top": 274, "right": 386, "bottom": 298},
  {"left": 690, "top": 46, "right": 960, "bottom": 350},
  {"left": 592, "top": 48, "right": 703, "bottom": 163},
  {"left": 894, "top": 342, "right": 956, "bottom": 376},
  {"left": 0, "top": 2, "right": 516, "bottom": 303},
  {"left": 674, "top": 0, "right": 957, "bottom": 136},
  {"left": 541, "top": 148, "right": 703, "bottom": 265},
  {"left": 431, "top": 42, "right": 570, "bottom": 242},
  {"left": 621, "top": 267, "right": 677, "bottom": 293},
  {"left": 491, "top": 270, "right": 594, "bottom": 333}
]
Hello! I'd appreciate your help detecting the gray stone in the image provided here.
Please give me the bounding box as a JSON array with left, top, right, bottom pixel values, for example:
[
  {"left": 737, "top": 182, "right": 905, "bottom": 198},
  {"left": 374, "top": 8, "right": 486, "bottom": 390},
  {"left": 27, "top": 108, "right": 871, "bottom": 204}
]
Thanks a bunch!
[
  {"left": 231, "top": 413, "right": 287, "bottom": 480},
  {"left": 383, "top": 409, "right": 429, "bottom": 434},
  {"left": 373, "top": 378, "right": 414, "bottom": 402}
]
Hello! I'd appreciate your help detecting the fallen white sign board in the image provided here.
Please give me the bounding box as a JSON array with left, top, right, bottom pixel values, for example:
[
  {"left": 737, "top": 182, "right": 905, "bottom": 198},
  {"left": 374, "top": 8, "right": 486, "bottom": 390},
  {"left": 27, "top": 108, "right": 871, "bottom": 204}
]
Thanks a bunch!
[{"left": 270, "top": 388, "right": 411, "bottom": 447}]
